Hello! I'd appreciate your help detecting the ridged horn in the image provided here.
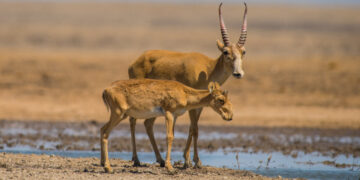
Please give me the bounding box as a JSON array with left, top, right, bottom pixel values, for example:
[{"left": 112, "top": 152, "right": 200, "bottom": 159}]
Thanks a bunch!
[
  {"left": 237, "top": 2, "right": 248, "bottom": 46},
  {"left": 219, "top": 2, "right": 230, "bottom": 46}
]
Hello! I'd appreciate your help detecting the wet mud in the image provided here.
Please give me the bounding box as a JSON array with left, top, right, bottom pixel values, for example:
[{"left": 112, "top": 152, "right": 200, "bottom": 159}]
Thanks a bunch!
[
  {"left": 0, "top": 120, "right": 359, "bottom": 159},
  {"left": 0, "top": 152, "right": 280, "bottom": 180}
]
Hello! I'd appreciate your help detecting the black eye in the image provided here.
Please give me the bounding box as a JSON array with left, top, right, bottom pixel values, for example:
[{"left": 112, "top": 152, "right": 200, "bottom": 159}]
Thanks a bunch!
[
  {"left": 218, "top": 99, "right": 225, "bottom": 105},
  {"left": 223, "top": 50, "right": 229, "bottom": 56},
  {"left": 242, "top": 51, "right": 246, "bottom": 55}
]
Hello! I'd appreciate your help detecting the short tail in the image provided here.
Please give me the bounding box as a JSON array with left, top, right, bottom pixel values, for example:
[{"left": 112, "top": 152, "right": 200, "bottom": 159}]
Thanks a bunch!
[{"left": 102, "top": 90, "right": 110, "bottom": 112}]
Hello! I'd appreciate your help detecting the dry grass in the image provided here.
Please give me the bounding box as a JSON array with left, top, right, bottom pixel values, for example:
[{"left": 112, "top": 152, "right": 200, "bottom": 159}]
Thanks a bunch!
[{"left": 0, "top": 2, "right": 359, "bottom": 128}]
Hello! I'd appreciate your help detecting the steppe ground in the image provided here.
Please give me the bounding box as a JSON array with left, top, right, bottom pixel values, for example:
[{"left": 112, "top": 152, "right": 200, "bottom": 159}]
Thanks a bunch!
[
  {"left": 0, "top": 2, "right": 359, "bottom": 128},
  {"left": 0, "top": 152, "right": 283, "bottom": 180}
]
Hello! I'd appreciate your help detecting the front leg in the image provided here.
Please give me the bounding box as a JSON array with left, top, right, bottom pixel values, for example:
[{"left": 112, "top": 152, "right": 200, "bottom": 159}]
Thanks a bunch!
[
  {"left": 144, "top": 118, "right": 165, "bottom": 167},
  {"left": 192, "top": 117, "right": 202, "bottom": 168},
  {"left": 183, "top": 108, "right": 203, "bottom": 169},
  {"left": 164, "top": 111, "right": 175, "bottom": 172},
  {"left": 183, "top": 120, "right": 193, "bottom": 168}
]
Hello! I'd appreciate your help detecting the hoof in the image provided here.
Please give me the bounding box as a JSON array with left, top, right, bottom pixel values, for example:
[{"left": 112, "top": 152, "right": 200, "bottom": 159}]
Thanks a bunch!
[
  {"left": 165, "top": 163, "right": 174, "bottom": 173},
  {"left": 167, "top": 167, "right": 176, "bottom": 175},
  {"left": 133, "top": 160, "right": 141, "bottom": 167},
  {"left": 158, "top": 159, "right": 165, "bottom": 167},
  {"left": 104, "top": 167, "right": 113, "bottom": 173},
  {"left": 168, "top": 169, "right": 176, "bottom": 175},
  {"left": 194, "top": 161, "right": 202, "bottom": 169},
  {"left": 183, "top": 161, "right": 192, "bottom": 169}
]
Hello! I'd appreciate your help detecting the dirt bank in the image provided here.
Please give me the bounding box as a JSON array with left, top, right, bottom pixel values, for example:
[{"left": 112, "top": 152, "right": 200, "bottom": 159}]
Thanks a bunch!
[{"left": 0, "top": 153, "right": 285, "bottom": 180}]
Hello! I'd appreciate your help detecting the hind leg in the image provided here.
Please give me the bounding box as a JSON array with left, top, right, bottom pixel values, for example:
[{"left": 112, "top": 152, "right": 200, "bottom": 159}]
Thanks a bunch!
[
  {"left": 130, "top": 117, "right": 141, "bottom": 166},
  {"left": 183, "top": 108, "right": 203, "bottom": 169},
  {"left": 101, "top": 111, "right": 126, "bottom": 173}
]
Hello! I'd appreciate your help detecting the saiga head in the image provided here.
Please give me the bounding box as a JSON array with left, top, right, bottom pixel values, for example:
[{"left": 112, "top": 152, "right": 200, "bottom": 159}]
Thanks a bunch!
[
  {"left": 217, "top": 2, "right": 248, "bottom": 79},
  {"left": 208, "top": 82, "right": 233, "bottom": 121}
]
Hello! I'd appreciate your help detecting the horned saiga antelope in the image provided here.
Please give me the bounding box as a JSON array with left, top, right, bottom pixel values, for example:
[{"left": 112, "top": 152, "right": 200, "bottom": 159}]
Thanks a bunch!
[
  {"left": 128, "top": 3, "right": 248, "bottom": 168},
  {"left": 100, "top": 79, "right": 232, "bottom": 172}
]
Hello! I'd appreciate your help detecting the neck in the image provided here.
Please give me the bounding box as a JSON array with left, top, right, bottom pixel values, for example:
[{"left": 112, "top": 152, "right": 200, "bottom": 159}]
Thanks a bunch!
[
  {"left": 185, "top": 89, "right": 212, "bottom": 110},
  {"left": 208, "top": 54, "right": 232, "bottom": 85}
]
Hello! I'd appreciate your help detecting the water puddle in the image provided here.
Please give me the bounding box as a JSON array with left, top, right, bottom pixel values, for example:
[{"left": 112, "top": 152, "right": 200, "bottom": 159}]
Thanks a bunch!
[{"left": 1, "top": 120, "right": 359, "bottom": 179}]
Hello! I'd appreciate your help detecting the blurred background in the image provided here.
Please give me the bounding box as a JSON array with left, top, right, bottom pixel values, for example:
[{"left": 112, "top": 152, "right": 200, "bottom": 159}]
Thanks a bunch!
[{"left": 0, "top": 0, "right": 359, "bottom": 128}]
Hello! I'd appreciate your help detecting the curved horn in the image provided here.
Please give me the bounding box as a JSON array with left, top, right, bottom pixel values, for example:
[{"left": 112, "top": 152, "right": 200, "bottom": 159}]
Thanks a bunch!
[
  {"left": 219, "top": 3, "right": 230, "bottom": 46},
  {"left": 238, "top": 2, "right": 248, "bottom": 46}
]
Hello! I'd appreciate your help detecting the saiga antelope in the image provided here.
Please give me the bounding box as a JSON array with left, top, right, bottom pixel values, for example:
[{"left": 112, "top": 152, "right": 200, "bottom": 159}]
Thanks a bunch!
[
  {"left": 100, "top": 79, "right": 232, "bottom": 172},
  {"left": 128, "top": 3, "right": 248, "bottom": 168}
]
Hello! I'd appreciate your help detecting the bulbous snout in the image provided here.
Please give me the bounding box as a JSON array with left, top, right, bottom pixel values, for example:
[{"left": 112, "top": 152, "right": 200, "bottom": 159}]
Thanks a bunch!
[
  {"left": 228, "top": 112, "right": 233, "bottom": 121},
  {"left": 232, "top": 73, "right": 243, "bottom": 79},
  {"left": 232, "top": 58, "right": 244, "bottom": 79},
  {"left": 222, "top": 111, "right": 233, "bottom": 121}
]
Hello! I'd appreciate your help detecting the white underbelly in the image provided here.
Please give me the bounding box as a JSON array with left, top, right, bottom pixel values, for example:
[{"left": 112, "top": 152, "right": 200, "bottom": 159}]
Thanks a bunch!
[
  {"left": 127, "top": 107, "right": 165, "bottom": 119},
  {"left": 174, "top": 108, "right": 187, "bottom": 116}
]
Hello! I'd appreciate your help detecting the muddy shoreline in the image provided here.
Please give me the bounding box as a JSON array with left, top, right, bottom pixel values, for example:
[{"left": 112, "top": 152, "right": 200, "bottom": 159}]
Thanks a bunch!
[
  {"left": 0, "top": 120, "right": 359, "bottom": 158},
  {"left": 0, "top": 152, "right": 281, "bottom": 180}
]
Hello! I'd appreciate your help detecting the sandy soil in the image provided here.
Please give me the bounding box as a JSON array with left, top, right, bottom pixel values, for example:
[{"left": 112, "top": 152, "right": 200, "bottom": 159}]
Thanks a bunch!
[
  {"left": 0, "top": 153, "right": 283, "bottom": 180},
  {"left": 0, "top": 2, "right": 359, "bottom": 129}
]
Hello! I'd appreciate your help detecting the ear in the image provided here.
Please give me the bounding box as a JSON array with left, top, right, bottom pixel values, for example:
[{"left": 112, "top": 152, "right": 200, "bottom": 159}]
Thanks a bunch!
[
  {"left": 223, "top": 90, "right": 228, "bottom": 97},
  {"left": 214, "top": 82, "right": 221, "bottom": 89},
  {"left": 216, "top": 40, "right": 224, "bottom": 51},
  {"left": 208, "top": 82, "right": 215, "bottom": 93}
]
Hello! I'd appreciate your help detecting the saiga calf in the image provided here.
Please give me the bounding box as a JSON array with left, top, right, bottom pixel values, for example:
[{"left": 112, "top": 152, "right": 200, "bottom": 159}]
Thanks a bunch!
[{"left": 100, "top": 79, "right": 232, "bottom": 173}]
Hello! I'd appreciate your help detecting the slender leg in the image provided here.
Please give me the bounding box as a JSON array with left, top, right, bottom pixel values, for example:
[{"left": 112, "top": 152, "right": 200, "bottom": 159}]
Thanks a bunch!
[
  {"left": 183, "top": 120, "right": 193, "bottom": 168},
  {"left": 184, "top": 108, "right": 203, "bottom": 169},
  {"left": 192, "top": 110, "right": 202, "bottom": 168},
  {"left": 144, "top": 118, "right": 165, "bottom": 167},
  {"left": 164, "top": 111, "right": 175, "bottom": 172},
  {"left": 130, "top": 117, "right": 140, "bottom": 166},
  {"left": 100, "top": 111, "right": 125, "bottom": 173},
  {"left": 173, "top": 117, "right": 177, "bottom": 137}
]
